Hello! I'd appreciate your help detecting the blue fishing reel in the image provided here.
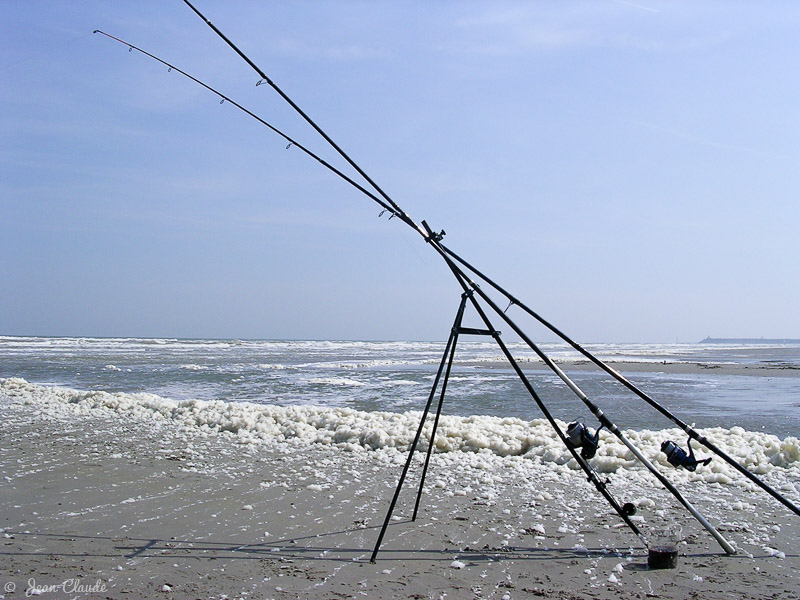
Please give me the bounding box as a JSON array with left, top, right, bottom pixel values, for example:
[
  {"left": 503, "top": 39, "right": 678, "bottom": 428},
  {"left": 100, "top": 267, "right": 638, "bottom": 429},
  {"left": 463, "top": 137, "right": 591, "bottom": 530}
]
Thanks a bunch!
[
  {"left": 661, "top": 438, "right": 712, "bottom": 472},
  {"left": 566, "top": 421, "right": 602, "bottom": 460}
]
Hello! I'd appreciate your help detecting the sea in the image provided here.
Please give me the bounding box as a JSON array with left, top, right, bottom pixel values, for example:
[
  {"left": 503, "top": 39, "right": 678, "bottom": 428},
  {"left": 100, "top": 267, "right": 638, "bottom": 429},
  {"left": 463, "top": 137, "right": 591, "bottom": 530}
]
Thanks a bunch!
[{"left": 1, "top": 336, "right": 798, "bottom": 439}]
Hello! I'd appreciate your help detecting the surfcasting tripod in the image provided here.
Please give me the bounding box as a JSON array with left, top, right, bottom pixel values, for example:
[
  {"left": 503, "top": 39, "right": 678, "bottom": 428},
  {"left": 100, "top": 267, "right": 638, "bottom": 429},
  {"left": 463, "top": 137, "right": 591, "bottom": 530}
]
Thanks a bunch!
[
  {"left": 368, "top": 284, "right": 652, "bottom": 562},
  {"left": 370, "top": 291, "right": 491, "bottom": 563}
]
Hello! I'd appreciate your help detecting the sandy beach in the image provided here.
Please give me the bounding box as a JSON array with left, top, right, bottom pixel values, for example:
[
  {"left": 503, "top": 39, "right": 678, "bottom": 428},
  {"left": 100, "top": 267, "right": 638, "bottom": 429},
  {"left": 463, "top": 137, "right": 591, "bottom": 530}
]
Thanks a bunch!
[
  {"left": 4, "top": 0, "right": 800, "bottom": 596},
  {"left": 2, "top": 376, "right": 798, "bottom": 600}
]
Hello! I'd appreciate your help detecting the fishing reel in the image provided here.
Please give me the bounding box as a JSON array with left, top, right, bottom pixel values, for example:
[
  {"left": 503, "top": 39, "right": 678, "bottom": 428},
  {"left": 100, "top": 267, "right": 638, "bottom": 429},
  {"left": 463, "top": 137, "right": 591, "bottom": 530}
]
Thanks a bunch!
[
  {"left": 565, "top": 421, "right": 603, "bottom": 460},
  {"left": 661, "top": 438, "right": 712, "bottom": 472},
  {"left": 564, "top": 421, "right": 635, "bottom": 516}
]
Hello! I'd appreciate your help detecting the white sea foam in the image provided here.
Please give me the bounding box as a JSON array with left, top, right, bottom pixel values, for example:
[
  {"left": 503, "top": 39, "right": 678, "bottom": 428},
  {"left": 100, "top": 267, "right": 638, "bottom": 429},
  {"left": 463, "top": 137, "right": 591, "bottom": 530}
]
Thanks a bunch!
[{"left": 2, "top": 378, "right": 798, "bottom": 492}]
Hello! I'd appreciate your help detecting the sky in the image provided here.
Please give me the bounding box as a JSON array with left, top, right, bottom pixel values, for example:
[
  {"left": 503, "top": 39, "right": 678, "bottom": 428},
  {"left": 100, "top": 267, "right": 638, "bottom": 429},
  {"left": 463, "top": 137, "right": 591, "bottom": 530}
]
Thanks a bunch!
[{"left": 1, "top": 1, "right": 799, "bottom": 343}]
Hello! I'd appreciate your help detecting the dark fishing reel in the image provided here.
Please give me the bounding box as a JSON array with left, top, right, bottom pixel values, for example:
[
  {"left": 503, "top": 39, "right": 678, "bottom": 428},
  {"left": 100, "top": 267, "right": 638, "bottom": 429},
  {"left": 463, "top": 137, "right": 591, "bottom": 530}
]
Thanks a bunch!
[
  {"left": 565, "top": 421, "right": 603, "bottom": 460},
  {"left": 661, "top": 438, "right": 712, "bottom": 472}
]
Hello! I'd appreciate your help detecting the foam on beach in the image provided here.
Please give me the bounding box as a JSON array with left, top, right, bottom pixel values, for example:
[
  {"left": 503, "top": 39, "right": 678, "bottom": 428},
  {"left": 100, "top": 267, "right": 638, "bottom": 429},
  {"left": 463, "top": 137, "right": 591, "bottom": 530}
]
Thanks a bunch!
[{"left": 2, "top": 377, "right": 798, "bottom": 491}]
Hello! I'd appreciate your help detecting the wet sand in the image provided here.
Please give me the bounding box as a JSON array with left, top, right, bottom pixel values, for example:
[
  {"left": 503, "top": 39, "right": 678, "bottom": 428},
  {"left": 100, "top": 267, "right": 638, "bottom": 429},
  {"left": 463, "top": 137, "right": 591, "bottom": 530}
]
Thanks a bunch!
[
  {"left": 495, "top": 359, "right": 800, "bottom": 378},
  {"left": 2, "top": 390, "right": 798, "bottom": 600}
]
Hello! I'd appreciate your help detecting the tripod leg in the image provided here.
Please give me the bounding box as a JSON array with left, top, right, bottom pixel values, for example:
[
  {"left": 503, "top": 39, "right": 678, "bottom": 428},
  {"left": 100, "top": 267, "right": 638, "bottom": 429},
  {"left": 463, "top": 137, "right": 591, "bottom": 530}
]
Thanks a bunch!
[
  {"left": 369, "top": 295, "right": 468, "bottom": 563},
  {"left": 412, "top": 320, "right": 461, "bottom": 520}
]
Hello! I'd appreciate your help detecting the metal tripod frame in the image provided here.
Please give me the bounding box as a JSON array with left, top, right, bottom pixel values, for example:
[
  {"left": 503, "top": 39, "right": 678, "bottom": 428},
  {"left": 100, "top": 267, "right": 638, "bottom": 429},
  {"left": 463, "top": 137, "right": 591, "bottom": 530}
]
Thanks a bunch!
[
  {"left": 370, "top": 292, "right": 479, "bottom": 563},
  {"left": 370, "top": 271, "right": 736, "bottom": 561},
  {"left": 369, "top": 287, "right": 651, "bottom": 563}
]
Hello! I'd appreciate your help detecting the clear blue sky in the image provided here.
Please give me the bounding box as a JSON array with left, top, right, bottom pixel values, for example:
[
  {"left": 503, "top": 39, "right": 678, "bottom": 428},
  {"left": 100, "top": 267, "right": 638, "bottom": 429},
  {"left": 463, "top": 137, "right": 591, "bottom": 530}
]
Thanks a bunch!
[{"left": 2, "top": 1, "right": 798, "bottom": 342}]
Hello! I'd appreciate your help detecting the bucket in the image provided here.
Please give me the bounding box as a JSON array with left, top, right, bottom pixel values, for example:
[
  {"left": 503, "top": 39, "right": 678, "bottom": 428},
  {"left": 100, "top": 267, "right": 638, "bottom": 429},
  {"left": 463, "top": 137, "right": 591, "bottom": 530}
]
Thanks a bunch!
[
  {"left": 647, "top": 546, "right": 678, "bottom": 569},
  {"left": 647, "top": 525, "right": 681, "bottom": 569}
]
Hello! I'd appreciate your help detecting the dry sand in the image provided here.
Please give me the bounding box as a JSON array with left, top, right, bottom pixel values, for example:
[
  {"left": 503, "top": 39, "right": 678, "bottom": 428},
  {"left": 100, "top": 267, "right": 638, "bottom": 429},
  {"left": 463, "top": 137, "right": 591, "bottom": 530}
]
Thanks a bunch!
[{"left": 2, "top": 391, "right": 798, "bottom": 600}]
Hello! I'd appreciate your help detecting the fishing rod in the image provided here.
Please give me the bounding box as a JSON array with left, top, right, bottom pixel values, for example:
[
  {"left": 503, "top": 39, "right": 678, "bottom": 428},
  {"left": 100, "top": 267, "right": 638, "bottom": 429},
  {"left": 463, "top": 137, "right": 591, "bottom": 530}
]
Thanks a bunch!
[
  {"left": 178, "top": 0, "right": 655, "bottom": 538},
  {"left": 92, "top": 30, "right": 402, "bottom": 221},
  {"left": 438, "top": 242, "right": 800, "bottom": 519}
]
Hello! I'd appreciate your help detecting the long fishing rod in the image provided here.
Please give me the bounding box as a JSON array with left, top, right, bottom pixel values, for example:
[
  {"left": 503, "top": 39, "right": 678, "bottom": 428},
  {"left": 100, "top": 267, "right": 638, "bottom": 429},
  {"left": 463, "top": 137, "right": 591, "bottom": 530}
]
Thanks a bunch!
[
  {"left": 92, "top": 30, "right": 402, "bottom": 221},
  {"left": 438, "top": 242, "right": 800, "bottom": 519},
  {"left": 176, "top": 0, "right": 656, "bottom": 550}
]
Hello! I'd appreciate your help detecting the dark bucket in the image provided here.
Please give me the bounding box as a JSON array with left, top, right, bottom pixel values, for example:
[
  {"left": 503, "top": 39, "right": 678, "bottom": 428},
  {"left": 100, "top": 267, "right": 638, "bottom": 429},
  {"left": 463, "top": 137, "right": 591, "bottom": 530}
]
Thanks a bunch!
[{"left": 647, "top": 546, "right": 678, "bottom": 569}]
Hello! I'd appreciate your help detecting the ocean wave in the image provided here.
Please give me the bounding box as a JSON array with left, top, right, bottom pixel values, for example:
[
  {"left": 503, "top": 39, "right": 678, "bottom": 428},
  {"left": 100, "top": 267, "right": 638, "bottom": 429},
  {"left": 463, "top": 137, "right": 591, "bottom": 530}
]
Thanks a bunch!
[
  {"left": 2, "top": 378, "right": 798, "bottom": 488},
  {"left": 306, "top": 377, "right": 365, "bottom": 387},
  {"left": 383, "top": 379, "right": 421, "bottom": 387}
]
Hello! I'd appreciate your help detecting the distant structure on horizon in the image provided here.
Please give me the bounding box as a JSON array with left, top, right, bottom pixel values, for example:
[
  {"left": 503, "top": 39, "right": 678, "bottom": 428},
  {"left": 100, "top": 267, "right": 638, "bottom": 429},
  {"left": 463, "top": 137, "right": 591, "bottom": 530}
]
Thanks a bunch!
[{"left": 700, "top": 337, "right": 800, "bottom": 344}]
